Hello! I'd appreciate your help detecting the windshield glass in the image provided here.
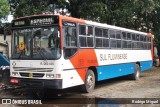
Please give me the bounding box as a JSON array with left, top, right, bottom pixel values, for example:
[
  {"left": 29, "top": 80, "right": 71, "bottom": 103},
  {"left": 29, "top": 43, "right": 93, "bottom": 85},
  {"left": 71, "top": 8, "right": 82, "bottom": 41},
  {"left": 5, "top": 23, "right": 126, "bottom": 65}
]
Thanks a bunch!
[{"left": 12, "top": 26, "right": 61, "bottom": 60}]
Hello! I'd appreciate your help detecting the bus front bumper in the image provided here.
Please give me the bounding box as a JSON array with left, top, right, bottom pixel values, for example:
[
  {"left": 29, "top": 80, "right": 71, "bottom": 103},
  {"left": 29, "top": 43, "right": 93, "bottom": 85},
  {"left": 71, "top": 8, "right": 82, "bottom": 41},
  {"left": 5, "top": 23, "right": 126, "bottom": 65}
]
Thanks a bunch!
[{"left": 10, "top": 78, "right": 62, "bottom": 89}]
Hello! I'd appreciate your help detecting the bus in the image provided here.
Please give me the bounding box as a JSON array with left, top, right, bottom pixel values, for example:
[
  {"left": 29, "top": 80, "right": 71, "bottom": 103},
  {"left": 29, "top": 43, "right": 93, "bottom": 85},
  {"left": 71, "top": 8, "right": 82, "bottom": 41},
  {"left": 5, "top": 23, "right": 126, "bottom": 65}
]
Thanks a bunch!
[{"left": 10, "top": 14, "right": 153, "bottom": 93}]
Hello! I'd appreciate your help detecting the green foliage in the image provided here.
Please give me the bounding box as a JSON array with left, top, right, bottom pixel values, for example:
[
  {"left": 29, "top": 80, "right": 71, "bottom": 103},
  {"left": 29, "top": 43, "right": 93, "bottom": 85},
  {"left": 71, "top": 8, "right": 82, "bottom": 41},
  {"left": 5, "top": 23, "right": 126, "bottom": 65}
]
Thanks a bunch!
[
  {"left": 0, "top": 0, "right": 10, "bottom": 22},
  {"left": 9, "top": 0, "right": 160, "bottom": 35},
  {"left": 0, "top": 0, "right": 10, "bottom": 34},
  {"left": 154, "top": 37, "right": 158, "bottom": 47},
  {"left": 11, "top": 0, "right": 67, "bottom": 17}
]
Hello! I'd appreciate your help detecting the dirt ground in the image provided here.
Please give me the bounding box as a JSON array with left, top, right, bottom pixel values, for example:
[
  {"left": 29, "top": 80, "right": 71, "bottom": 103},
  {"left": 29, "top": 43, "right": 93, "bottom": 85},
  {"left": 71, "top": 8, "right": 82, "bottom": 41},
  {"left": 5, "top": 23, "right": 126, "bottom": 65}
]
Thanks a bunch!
[
  {"left": 0, "top": 67, "right": 160, "bottom": 107},
  {"left": 84, "top": 67, "right": 160, "bottom": 98}
]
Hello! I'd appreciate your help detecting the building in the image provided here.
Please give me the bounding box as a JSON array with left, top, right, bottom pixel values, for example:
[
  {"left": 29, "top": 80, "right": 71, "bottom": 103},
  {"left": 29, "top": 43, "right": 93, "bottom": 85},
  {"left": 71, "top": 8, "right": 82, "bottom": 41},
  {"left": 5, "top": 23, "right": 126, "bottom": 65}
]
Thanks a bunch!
[
  {"left": 0, "top": 35, "right": 11, "bottom": 59},
  {"left": 0, "top": 41, "right": 9, "bottom": 58}
]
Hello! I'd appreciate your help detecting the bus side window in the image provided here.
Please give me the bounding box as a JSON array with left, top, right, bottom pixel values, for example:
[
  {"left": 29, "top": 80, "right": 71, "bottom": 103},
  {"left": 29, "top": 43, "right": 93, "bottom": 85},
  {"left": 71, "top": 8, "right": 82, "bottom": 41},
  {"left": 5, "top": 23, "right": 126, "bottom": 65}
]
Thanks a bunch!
[
  {"left": 79, "top": 25, "right": 87, "bottom": 47},
  {"left": 79, "top": 25, "right": 94, "bottom": 48},
  {"left": 95, "top": 27, "right": 103, "bottom": 47},
  {"left": 109, "top": 29, "right": 117, "bottom": 48}
]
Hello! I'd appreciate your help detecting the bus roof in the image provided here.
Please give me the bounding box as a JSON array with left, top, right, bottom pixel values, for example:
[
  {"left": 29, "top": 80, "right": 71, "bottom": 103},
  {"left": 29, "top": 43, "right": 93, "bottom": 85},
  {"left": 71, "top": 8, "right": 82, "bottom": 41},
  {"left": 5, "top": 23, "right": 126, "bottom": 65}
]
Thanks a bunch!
[{"left": 12, "top": 14, "right": 58, "bottom": 21}]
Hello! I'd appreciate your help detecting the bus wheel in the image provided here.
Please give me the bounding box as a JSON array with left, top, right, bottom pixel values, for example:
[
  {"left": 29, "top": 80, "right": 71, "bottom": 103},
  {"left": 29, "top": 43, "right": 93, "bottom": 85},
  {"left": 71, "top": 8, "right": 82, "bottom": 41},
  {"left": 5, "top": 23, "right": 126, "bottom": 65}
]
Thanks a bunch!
[
  {"left": 81, "top": 69, "right": 95, "bottom": 93},
  {"left": 131, "top": 64, "right": 140, "bottom": 80}
]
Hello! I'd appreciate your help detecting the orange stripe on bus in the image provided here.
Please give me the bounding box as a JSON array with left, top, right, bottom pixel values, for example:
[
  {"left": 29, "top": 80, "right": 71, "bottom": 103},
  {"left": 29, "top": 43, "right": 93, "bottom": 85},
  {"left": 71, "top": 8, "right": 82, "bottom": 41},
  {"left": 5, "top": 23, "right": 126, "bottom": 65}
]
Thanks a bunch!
[{"left": 70, "top": 49, "right": 98, "bottom": 82}]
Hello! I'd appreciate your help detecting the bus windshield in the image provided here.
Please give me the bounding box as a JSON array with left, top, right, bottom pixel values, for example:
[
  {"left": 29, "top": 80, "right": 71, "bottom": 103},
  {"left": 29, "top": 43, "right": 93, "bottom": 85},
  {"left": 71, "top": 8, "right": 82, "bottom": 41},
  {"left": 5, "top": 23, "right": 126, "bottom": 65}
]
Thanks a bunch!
[{"left": 12, "top": 26, "right": 61, "bottom": 60}]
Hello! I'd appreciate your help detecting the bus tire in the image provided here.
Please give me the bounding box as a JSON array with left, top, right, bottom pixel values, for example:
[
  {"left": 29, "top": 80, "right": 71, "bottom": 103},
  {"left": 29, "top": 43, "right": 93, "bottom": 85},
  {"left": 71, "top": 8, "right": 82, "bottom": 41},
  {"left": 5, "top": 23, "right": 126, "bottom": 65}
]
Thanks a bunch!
[
  {"left": 131, "top": 64, "right": 140, "bottom": 80},
  {"left": 81, "top": 69, "right": 95, "bottom": 93}
]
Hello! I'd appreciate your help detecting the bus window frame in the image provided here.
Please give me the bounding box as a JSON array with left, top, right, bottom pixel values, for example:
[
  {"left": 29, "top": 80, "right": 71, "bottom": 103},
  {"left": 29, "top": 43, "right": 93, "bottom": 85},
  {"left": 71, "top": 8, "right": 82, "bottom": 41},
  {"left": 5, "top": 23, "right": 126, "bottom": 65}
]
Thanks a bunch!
[
  {"left": 63, "top": 21, "right": 79, "bottom": 59},
  {"left": 11, "top": 25, "right": 62, "bottom": 60},
  {"left": 79, "top": 24, "right": 94, "bottom": 48}
]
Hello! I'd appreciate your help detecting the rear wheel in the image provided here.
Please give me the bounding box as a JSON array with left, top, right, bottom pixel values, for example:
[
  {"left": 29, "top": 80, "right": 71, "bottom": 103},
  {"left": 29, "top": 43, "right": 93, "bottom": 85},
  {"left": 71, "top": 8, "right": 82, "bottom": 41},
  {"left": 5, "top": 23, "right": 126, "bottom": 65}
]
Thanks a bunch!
[
  {"left": 81, "top": 69, "right": 95, "bottom": 93},
  {"left": 131, "top": 64, "right": 140, "bottom": 80}
]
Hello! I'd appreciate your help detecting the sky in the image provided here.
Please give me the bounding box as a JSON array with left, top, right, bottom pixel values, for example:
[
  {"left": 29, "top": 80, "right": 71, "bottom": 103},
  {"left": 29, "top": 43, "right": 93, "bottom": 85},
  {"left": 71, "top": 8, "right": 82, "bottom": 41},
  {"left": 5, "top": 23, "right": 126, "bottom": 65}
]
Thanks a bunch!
[{"left": 1, "top": 14, "right": 13, "bottom": 23}]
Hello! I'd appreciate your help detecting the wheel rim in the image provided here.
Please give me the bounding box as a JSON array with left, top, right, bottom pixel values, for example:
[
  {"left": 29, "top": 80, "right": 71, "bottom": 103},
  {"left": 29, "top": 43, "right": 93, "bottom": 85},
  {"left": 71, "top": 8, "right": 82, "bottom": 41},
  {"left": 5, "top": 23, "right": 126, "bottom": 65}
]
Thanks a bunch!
[{"left": 87, "top": 74, "right": 94, "bottom": 89}]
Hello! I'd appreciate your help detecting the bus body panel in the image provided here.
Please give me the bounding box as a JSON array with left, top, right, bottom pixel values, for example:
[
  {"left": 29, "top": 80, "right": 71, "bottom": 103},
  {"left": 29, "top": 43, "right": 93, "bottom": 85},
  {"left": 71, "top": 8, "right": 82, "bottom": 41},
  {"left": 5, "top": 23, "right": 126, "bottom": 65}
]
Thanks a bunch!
[
  {"left": 97, "top": 62, "right": 135, "bottom": 81},
  {"left": 140, "top": 60, "right": 153, "bottom": 71},
  {"left": 95, "top": 50, "right": 152, "bottom": 65}
]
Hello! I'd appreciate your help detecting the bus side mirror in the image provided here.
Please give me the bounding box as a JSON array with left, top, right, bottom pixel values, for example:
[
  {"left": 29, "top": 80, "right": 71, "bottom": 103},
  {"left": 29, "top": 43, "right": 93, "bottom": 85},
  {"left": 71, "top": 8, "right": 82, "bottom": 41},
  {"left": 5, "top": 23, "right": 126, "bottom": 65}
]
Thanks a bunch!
[{"left": 4, "top": 30, "right": 6, "bottom": 40}]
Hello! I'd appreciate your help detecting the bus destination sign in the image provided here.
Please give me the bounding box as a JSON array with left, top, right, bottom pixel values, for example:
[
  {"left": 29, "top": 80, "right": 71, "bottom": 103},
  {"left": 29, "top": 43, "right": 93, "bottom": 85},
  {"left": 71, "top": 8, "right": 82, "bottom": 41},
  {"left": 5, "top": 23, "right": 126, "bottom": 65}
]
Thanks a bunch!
[
  {"left": 12, "top": 16, "right": 58, "bottom": 27},
  {"left": 14, "top": 21, "right": 25, "bottom": 26},
  {"left": 30, "top": 17, "right": 53, "bottom": 25}
]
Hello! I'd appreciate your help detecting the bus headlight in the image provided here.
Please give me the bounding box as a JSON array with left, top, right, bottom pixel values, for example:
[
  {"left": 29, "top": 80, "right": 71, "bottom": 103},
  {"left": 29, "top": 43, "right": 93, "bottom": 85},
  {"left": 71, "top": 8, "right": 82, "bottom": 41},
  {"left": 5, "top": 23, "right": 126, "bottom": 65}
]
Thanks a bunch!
[
  {"left": 55, "top": 74, "right": 61, "bottom": 78},
  {"left": 12, "top": 72, "right": 19, "bottom": 76},
  {"left": 46, "top": 74, "right": 54, "bottom": 78}
]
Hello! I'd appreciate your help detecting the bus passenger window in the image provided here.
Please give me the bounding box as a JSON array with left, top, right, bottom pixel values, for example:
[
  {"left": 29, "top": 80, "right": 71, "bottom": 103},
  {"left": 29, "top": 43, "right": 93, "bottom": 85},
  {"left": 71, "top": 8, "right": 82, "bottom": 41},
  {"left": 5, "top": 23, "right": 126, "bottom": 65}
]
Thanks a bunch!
[
  {"left": 136, "top": 35, "right": 139, "bottom": 41},
  {"left": 140, "top": 35, "right": 144, "bottom": 41},
  {"left": 132, "top": 34, "right": 136, "bottom": 41},
  {"left": 127, "top": 41, "right": 132, "bottom": 48},
  {"left": 103, "top": 39, "right": 109, "bottom": 47},
  {"left": 87, "top": 37, "right": 93, "bottom": 47},
  {"left": 109, "top": 30, "right": 115, "bottom": 38},
  {"left": 65, "top": 27, "right": 77, "bottom": 47},
  {"left": 117, "top": 40, "right": 121, "bottom": 48},
  {"left": 79, "top": 25, "right": 94, "bottom": 47},
  {"left": 127, "top": 33, "right": 131, "bottom": 40},
  {"left": 144, "top": 43, "right": 147, "bottom": 49},
  {"left": 95, "top": 28, "right": 102, "bottom": 37},
  {"left": 87, "top": 26, "right": 93, "bottom": 36},
  {"left": 79, "top": 25, "right": 86, "bottom": 35},
  {"left": 103, "top": 29, "right": 108, "bottom": 38},
  {"left": 87, "top": 26, "right": 94, "bottom": 47},
  {"left": 79, "top": 36, "right": 87, "bottom": 47},
  {"left": 116, "top": 31, "right": 121, "bottom": 39},
  {"left": 122, "top": 32, "right": 126, "bottom": 39},
  {"left": 110, "top": 39, "right": 117, "bottom": 48},
  {"left": 102, "top": 29, "right": 109, "bottom": 48},
  {"left": 122, "top": 41, "right": 127, "bottom": 48},
  {"left": 96, "top": 38, "right": 102, "bottom": 47},
  {"left": 95, "top": 27, "right": 103, "bottom": 47}
]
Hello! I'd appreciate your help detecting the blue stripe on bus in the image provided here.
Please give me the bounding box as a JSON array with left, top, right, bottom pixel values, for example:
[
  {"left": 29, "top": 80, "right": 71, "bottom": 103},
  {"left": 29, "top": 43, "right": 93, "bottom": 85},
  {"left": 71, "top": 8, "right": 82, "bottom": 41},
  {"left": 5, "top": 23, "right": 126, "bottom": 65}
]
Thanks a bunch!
[
  {"left": 140, "top": 60, "right": 153, "bottom": 71},
  {"left": 97, "top": 61, "right": 153, "bottom": 81}
]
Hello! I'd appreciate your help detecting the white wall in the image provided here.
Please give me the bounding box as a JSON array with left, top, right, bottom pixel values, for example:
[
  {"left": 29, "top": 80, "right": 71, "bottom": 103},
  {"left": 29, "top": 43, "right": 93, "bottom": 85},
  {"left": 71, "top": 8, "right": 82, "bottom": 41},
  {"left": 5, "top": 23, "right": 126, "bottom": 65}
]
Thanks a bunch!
[{"left": 0, "top": 35, "right": 11, "bottom": 58}]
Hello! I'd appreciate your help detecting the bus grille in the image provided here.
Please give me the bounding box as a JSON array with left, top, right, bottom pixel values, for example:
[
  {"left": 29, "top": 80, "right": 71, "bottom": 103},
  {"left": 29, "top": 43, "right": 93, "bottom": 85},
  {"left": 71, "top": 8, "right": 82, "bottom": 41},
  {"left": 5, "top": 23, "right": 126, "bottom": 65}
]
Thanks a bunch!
[
  {"left": 13, "top": 67, "right": 53, "bottom": 72},
  {"left": 20, "top": 73, "right": 45, "bottom": 78}
]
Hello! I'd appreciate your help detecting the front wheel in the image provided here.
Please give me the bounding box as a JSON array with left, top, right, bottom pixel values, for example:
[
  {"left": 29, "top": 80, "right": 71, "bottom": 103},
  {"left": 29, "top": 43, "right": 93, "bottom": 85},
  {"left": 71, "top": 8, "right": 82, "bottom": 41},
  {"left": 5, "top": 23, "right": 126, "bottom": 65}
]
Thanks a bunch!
[{"left": 81, "top": 69, "right": 95, "bottom": 93}]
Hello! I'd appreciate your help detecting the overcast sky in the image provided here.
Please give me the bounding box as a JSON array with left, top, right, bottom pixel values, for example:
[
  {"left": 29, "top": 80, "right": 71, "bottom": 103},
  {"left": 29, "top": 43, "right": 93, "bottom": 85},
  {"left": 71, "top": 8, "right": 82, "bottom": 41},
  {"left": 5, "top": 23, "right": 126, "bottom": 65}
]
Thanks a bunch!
[{"left": 1, "top": 14, "right": 13, "bottom": 23}]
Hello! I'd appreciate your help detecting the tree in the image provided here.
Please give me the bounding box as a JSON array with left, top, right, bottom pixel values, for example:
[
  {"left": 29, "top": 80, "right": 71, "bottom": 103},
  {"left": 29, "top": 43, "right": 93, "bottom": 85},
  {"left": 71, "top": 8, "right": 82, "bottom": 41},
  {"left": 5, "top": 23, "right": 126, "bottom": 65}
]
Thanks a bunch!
[
  {"left": 9, "top": 0, "right": 160, "bottom": 35},
  {"left": 0, "top": 0, "right": 10, "bottom": 23},
  {"left": 10, "top": 0, "right": 67, "bottom": 17}
]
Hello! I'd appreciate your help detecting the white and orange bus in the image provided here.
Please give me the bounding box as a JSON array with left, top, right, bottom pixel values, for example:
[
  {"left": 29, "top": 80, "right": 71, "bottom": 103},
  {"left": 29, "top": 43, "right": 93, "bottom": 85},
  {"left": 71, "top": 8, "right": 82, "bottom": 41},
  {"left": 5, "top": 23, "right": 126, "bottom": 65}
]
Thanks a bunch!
[{"left": 10, "top": 14, "right": 153, "bottom": 93}]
